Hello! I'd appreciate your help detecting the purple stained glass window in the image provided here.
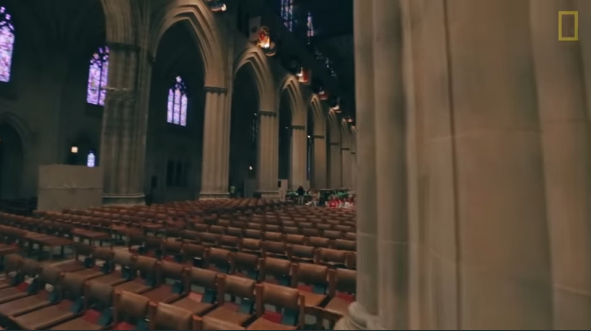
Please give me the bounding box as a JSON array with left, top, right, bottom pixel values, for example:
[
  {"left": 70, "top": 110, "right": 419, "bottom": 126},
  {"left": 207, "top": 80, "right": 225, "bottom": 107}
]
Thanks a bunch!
[
  {"left": 0, "top": 6, "right": 15, "bottom": 83},
  {"left": 167, "top": 76, "right": 188, "bottom": 126},
  {"left": 86, "top": 46, "right": 109, "bottom": 106}
]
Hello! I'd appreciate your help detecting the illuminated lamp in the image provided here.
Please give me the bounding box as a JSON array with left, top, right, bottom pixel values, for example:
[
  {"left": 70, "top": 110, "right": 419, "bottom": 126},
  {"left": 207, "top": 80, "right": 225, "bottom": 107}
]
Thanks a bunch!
[
  {"left": 205, "top": 0, "right": 227, "bottom": 12},
  {"left": 318, "top": 89, "right": 328, "bottom": 100},
  {"left": 347, "top": 118, "right": 354, "bottom": 123},
  {"left": 71, "top": 145, "right": 79, "bottom": 154},
  {"left": 296, "top": 67, "right": 309, "bottom": 83},
  {"left": 256, "top": 27, "right": 276, "bottom": 56}
]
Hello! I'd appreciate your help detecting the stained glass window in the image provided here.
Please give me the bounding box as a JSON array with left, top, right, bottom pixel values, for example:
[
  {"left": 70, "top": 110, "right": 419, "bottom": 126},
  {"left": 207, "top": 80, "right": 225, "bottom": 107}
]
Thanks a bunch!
[
  {"left": 87, "top": 152, "right": 96, "bottom": 168},
  {"left": 280, "top": 0, "right": 294, "bottom": 32},
  {"left": 86, "top": 47, "right": 109, "bottom": 106},
  {"left": 307, "top": 11, "right": 314, "bottom": 42},
  {"left": 0, "top": 6, "right": 15, "bottom": 83},
  {"left": 167, "top": 76, "right": 188, "bottom": 126}
]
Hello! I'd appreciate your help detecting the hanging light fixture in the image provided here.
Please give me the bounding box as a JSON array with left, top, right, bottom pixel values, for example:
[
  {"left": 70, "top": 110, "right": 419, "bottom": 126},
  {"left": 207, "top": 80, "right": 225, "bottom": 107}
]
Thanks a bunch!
[
  {"left": 256, "top": 26, "right": 276, "bottom": 56},
  {"left": 70, "top": 145, "right": 79, "bottom": 154},
  {"left": 205, "top": 0, "right": 227, "bottom": 12}
]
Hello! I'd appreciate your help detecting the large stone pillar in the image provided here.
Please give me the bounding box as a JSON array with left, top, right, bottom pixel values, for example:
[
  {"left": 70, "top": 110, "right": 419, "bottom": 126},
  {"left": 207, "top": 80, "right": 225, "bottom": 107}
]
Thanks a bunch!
[
  {"left": 313, "top": 135, "right": 327, "bottom": 188},
  {"left": 101, "top": 42, "right": 148, "bottom": 205},
  {"left": 335, "top": 0, "right": 379, "bottom": 329},
  {"left": 531, "top": 1, "right": 591, "bottom": 328},
  {"left": 369, "top": 0, "right": 408, "bottom": 329},
  {"left": 439, "top": 0, "right": 553, "bottom": 328},
  {"left": 200, "top": 87, "right": 230, "bottom": 198},
  {"left": 290, "top": 125, "right": 307, "bottom": 188},
  {"left": 257, "top": 111, "right": 280, "bottom": 197},
  {"left": 340, "top": 147, "right": 351, "bottom": 188},
  {"left": 329, "top": 142, "right": 342, "bottom": 188}
]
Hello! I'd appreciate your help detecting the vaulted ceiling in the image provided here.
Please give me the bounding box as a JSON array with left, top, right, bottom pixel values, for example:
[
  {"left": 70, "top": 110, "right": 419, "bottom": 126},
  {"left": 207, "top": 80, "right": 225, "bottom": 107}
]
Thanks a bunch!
[{"left": 304, "top": 0, "right": 355, "bottom": 121}]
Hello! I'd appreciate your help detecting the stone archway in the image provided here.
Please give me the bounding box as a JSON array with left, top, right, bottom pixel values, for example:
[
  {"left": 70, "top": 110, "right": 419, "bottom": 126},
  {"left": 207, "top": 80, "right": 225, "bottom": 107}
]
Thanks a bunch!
[
  {"left": 278, "top": 91, "right": 293, "bottom": 182},
  {"left": 0, "top": 123, "right": 24, "bottom": 199},
  {"left": 229, "top": 65, "right": 260, "bottom": 198}
]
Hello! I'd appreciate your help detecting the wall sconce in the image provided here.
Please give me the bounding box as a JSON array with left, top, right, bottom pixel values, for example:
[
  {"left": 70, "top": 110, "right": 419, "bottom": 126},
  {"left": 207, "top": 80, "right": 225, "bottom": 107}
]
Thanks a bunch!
[
  {"left": 318, "top": 89, "right": 328, "bottom": 100},
  {"left": 296, "top": 67, "right": 309, "bottom": 83},
  {"left": 70, "top": 145, "right": 79, "bottom": 154},
  {"left": 249, "top": 165, "right": 253, "bottom": 171},
  {"left": 307, "top": 135, "right": 311, "bottom": 139},
  {"left": 205, "top": 0, "right": 227, "bottom": 12},
  {"left": 256, "top": 26, "right": 276, "bottom": 56},
  {"left": 347, "top": 118, "right": 354, "bottom": 123}
]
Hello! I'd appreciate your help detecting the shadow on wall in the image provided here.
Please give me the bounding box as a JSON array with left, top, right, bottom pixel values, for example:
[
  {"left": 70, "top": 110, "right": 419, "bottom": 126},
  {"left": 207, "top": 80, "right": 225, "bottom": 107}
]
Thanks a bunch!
[{"left": 0, "top": 122, "right": 24, "bottom": 199}]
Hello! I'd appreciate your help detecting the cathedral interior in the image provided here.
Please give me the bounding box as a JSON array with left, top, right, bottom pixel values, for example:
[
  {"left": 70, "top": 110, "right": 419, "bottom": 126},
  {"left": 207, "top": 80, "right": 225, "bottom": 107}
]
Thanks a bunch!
[{"left": 0, "top": 0, "right": 590, "bottom": 329}]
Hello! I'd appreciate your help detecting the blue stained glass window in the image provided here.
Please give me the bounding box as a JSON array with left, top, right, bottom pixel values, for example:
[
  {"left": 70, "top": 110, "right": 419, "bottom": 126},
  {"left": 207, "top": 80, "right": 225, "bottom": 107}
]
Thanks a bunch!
[
  {"left": 0, "top": 6, "right": 15, "bottom": 83},
  {"left": 167, "top": 76, "right": 188, "bottom": 126},
  {"left": 307, "top": 11, "right": 314, "bottom": 41},
  {"left": 280, "top": 0, "right": 294, "bottom": 32},
  {"left": 87, "top": 47, "right": 109, "bottom": 106}
]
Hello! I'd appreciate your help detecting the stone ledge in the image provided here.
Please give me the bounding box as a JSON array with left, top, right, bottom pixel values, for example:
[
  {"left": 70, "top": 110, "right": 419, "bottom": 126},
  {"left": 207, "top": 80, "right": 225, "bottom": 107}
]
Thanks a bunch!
[{"left": 102, "top": 194, "right": 145, "bottom": 206}]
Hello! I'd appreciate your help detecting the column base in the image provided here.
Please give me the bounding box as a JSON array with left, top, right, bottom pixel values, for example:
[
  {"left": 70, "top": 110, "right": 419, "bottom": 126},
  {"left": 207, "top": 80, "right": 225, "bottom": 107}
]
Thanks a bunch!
[
  {"left": 255, "top": 190, "right": 280, "bottom": 199},
  {"left": 334, "top": 302, "right": 377, "bottom": 330},
  {"left": 199, "top": 191, "right": 230, "bottom": 199},
  {"left": 102, "top": 194, "right": 145, "bottom": 206}
]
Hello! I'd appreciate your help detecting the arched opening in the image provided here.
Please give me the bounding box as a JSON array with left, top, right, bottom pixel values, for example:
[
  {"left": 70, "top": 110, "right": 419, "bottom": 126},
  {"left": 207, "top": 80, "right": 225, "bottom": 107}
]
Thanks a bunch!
[
  {"left": 307, "top": 106, "right": 315, "bottom": 187},
  {"left": 146, "top": 22, "right": 206, "bottom": 203},
  {"left": 278, "top": 91, "right": 292, "bottom": 184},
  {"left": 0, "top": 123, "right": 24, "bottom": 199},
  {"left": 326, "top": 120, "right": 332, "bottom": 187},
  {"left": 229, "top": 65, "right": 259, "bottom": 198}
]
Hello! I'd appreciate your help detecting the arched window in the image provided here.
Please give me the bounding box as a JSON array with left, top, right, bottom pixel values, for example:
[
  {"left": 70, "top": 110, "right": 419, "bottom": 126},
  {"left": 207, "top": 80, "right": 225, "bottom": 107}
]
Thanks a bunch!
[
  {"left": 167, "top": 76, "right": 188, "bottom": 126},
  {"left": 307, "top": 11, "right": 314, "bottom": 43},
  {"left": 0, "top": 6, "right": 15, "bottom": 83},
  {"left": 86, "top": 152, "right": 96, "bottom": 168},
  {"left": 87, "top": 47, "right": 109, "bottom": 106},
  {"left": 280, "top": 0, "right": 294, "bottom": 32}
]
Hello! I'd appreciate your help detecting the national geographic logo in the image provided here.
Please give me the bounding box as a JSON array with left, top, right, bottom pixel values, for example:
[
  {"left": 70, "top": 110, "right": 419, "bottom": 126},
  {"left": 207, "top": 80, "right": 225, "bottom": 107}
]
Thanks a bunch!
[{"left": 558, "top": 11, "right": 578, "bottom": 41}]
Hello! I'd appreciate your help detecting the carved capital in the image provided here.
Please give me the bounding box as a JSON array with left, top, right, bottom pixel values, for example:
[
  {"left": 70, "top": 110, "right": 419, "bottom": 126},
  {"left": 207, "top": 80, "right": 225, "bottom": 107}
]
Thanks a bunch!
[
  {"left": 204, "top": 86, "right": 228, "bottom": 94},
  {"left": 291, "top": 125, "right": 305, "bottom": 131},
  {"left": 107, "top": 41, "right": 141, "bottom": 53},
  {"left": 259, "top": 111, "right": 276, "bottom": 117},
  {"left": 313, "top": 135, "right": 325, "bottom": 139},
  {"left": 104, "top": 87, "right": 135, "bottom": 102}
]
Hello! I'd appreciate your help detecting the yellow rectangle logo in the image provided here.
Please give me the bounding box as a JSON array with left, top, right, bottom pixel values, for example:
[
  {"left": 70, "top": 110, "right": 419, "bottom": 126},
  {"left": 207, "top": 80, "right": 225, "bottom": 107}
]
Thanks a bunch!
[{"left": 559, "top": 11, "right": 578, "bottom": 41}]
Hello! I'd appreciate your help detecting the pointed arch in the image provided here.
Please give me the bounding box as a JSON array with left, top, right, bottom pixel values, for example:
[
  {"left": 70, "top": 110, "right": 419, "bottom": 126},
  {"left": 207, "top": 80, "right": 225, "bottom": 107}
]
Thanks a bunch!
[
  {"left": 309, "top": 94, "right": 326, "bottom": 136},
  {"left": 151, "top": 0, "right": 226, "bottom": 88},
  {"left": 279, "top": 75, "right": 306, "bottom": 126},
  {"left": 100, "top": 0, "right": 136, "bottom": 44},
  {"left": 234, "top": 45, "right": 275, "bottom": 112},
  {"left": 0, "top": 112, "right": 30, "bottom": 153}
]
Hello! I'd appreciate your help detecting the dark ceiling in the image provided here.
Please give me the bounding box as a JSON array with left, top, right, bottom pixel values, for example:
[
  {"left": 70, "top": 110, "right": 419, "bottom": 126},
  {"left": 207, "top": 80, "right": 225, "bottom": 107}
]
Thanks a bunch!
[
  {"left": 264, "top": 0, "right": 355, "bottom": 121},
  {"left": 305, "top": 0, "right": 355, "bottom": 120}
]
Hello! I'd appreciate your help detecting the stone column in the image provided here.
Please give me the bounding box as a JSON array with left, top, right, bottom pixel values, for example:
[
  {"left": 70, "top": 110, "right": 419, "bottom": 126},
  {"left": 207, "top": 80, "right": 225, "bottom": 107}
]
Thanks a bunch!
[
  {"left": 340, "top": 147, "right": 351, "bottom": 188},
  {"left": 350, "top": 151, "right": 357, "bottom": 190},
  {"left": 100, "top": 42, "right": 146, "bottom": 205},
  {"left": 313, "top": 135, "right": 327, "bottom": 188},
  {"left": 369, "top": 0, "right": 408, "bottom": 329},
  {"left": 335, "top": 0, "right": 379, "bottom": 329},
  {"left": 436, "top": 0, "right": 553, "bottom": 328},
  {"left": 290, "top": 125, "right": 307, "bottom": 188},
  {"left": 200, "top": 87, "right": 230, "bottom": 198},
  {"left": 256, "top": 111, "right": 280, "bottom": 197},
  {"left": 329, "top": 142, "right": 342, "bottom": 188},
  {"left": 531, "top": 1, "right": 591, "bottom": 328}
]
